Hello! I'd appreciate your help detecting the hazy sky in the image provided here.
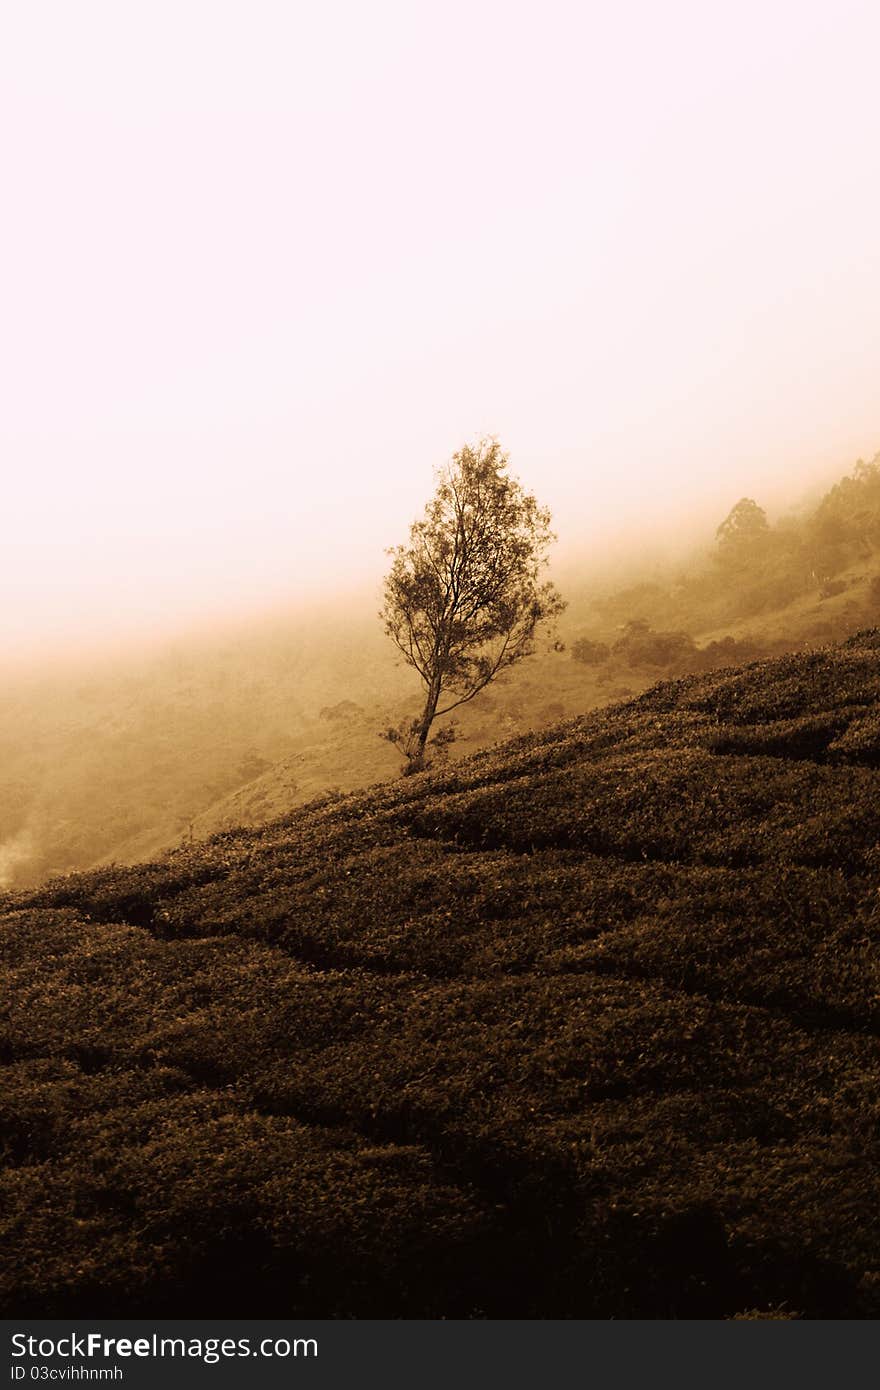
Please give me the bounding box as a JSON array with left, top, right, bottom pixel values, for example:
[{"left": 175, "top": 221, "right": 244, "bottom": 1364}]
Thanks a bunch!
[{"left": 2, "top": 0, "right": 878, "bottom": 662}]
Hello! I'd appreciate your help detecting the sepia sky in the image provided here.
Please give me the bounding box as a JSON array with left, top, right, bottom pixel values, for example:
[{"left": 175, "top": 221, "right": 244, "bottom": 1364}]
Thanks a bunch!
[{"left": 2, "top": 0, "right": 879, "bottom": 662}]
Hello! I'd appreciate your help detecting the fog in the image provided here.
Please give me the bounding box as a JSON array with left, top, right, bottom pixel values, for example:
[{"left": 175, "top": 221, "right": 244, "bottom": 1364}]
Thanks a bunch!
[
  {"left": 2, "top": 0, "right": 878, "bottom": 667},
  {"left": 3, "top": 1, "right": 880, "bottom": 890}
]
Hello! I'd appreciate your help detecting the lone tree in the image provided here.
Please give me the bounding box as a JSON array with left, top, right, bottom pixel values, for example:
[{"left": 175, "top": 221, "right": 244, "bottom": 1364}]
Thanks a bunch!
[{"left": 381, "top": 438, "right": 565, "bottom": 773}]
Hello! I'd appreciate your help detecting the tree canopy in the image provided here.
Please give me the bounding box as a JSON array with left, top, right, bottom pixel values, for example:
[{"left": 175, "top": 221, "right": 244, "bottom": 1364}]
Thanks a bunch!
[{"left": 715, "top": 497, "right": 769, "bottom": 564}]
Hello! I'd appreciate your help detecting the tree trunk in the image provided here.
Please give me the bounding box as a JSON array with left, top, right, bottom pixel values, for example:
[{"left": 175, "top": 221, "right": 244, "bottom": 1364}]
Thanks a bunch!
[{"left": 412, "top": 677, "right": 442, "bottom": 766}]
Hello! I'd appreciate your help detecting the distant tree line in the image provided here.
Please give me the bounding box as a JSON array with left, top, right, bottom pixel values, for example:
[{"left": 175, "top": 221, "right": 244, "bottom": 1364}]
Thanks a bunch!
[{"left": 572, "top": 455, "right": 880, "bottom": 675}]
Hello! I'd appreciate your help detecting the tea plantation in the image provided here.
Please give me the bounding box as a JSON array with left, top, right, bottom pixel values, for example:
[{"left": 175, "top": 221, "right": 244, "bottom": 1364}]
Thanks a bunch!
[{"left": 2, "top": 632, "right": 880, "bottom": 1318}]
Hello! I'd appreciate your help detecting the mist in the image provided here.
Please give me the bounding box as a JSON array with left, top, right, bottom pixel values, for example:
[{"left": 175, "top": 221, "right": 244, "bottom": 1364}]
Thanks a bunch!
[
  {"left": 3, "top": 0, "right": 879, "bottom": 668},
  {"left": 2, "top": 0, "right": 880, "bottom": 891}
]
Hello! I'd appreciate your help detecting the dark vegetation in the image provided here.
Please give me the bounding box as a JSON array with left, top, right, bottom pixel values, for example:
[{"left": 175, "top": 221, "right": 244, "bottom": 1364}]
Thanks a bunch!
[
  {"left": 572, "top": 621, "right": 786, "bottom": 675},
  {"left": 3, "top": 632, "right": 880, "bottom": 1318}
]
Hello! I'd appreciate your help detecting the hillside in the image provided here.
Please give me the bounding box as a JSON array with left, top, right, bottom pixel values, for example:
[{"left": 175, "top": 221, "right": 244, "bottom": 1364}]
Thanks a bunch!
[
  {"left": 581, "top": 454, "right": 880, "bottom": 647},
  {"left": 136, "top": 653, "right": 647, "bottom": 856},
  {"left": 3, "top": 633, "right": 880, "bottom": 1318},
  {"left": 0, "top": 620, "right": 647, "bottom": 889},
  {"left": 4, "top": 569, "right": 873, "bottom": 893},
  {"left": 4, "top": 456, "right": 879, "bottom": 893}
]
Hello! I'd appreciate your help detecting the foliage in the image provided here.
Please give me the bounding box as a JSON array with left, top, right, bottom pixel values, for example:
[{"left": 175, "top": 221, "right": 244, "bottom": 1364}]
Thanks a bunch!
[
  {"left": 715, "top": 498, "right": 770, "bottom": 563},
  {"left": 611, "top": 620, "right": 696, "bottom": 668},
  {"left": 690, "top": 634, "right": 777, "bottom": 670},
  {"left": 380, "top": 717, "right": 458, "bottom": 775},
  {"left": 571, "top": 637, "right": 611, "bottom": 665},
  {"left": 808, "top": 457, "right": 880, "bottom": 573},
  {"left": 381, "top": 439, "right": 565, "bottom": 771}
]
